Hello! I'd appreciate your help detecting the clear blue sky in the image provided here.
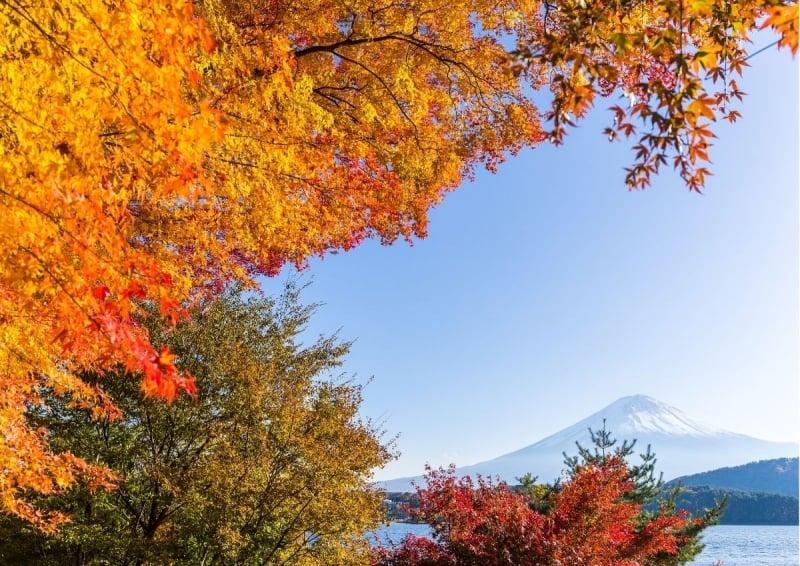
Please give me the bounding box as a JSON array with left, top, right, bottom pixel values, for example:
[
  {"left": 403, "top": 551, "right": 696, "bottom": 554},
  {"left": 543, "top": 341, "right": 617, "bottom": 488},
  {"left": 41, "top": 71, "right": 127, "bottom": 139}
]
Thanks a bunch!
[{"left": 262, "top": 43, "right": 798, "bottom": 481}]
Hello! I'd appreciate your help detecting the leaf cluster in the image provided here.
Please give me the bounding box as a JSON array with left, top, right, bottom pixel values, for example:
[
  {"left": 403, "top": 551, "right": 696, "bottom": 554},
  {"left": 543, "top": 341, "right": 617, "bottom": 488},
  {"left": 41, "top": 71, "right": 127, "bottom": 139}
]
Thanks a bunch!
[{"left": 514, "top": 0, "right": 798, "bottom": 191}]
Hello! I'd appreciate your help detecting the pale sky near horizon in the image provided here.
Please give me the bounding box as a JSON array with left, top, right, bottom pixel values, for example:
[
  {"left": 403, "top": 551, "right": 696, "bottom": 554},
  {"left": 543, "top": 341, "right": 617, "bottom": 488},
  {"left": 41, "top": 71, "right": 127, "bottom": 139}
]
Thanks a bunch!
[{"left": 261, "top": 42, "right": 799, "bottom": 481}]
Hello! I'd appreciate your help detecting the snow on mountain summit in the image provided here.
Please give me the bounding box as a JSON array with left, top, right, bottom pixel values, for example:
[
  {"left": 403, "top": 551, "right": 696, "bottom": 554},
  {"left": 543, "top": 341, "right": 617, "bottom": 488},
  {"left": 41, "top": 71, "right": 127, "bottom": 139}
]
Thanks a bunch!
[
  {"left": 514, "top": 394, "right": 731, "bottom": 454},
  {"left": 585, "top": 395, "right": 726, "bottom": 437}
]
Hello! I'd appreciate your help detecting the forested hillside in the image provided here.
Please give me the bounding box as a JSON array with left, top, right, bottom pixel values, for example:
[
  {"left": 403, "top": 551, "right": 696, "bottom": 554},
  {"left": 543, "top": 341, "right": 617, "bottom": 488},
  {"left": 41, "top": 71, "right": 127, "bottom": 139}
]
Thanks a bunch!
[
  {"left": 667, "top": 458, "right": 798, "bottom": 497},
  {"left": 668, "top": 486, "right": 798, "bottom": 525}
]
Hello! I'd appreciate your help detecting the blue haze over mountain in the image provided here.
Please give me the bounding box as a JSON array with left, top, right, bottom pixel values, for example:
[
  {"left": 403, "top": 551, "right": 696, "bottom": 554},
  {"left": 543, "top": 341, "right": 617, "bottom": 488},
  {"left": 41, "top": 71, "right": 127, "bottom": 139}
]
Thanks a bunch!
[
  {"left": 667, "top": 458, "right": 799, "bottom": 498},
  {"left": 380, "top": 395, "right": 799, "bottom": 492}
]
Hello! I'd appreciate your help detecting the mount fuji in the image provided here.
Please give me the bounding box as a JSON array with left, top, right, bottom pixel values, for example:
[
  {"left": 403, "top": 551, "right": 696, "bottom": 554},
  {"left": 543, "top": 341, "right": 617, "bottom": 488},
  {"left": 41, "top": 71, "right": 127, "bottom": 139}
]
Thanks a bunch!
[{"left": 380, "top": 395, "right": 799, "bottom": 492}]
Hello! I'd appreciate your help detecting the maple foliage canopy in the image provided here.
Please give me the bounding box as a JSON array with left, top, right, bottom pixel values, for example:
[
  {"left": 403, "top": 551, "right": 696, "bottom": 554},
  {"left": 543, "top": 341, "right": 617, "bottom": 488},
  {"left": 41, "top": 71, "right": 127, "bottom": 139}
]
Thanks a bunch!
[
  {"left": 373, "top": 449, "right": 717, "bottom": 565},
  {"left": 0, "top": 0, "right": 796, "bottom": 526}
]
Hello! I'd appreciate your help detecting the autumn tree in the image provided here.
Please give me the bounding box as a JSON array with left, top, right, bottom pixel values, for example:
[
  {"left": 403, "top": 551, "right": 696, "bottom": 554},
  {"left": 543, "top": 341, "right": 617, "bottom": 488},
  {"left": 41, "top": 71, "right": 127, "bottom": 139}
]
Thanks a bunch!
[
  {"left": 0, "top": 284, "right": 392, "bottom": 565},
  {"left": 558, "top": 426, "right": 725, "bottom": 566},
  {"left": 0, "top": 0, "right": 795, "bottom": 525},
  {"left": 373, "top": 429, "right": 723, "bottom": 565}
]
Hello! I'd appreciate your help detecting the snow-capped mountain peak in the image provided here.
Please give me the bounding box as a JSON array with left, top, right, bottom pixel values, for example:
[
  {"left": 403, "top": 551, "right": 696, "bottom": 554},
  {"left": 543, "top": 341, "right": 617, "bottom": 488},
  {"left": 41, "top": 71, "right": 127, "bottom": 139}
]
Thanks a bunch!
[
  {"left": 379, "top": 394, "right": 798, "bottom": 492},
  {"left": 584, "top": 394, "right": 725, "bottom": 437},
  {"left": 516, "top": 395, "right": 730, "bottom": 454}
]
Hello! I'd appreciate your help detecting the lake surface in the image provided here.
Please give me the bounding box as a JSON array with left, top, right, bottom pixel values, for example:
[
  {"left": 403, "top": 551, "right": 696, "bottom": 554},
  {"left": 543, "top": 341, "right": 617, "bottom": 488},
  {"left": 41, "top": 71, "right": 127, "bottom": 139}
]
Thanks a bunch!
[
  {"left": 372, "top": 524, "right": 799, "bottom": 565},
  {"left": 692, "top": 525, "right": 798, "bottom": 566}
]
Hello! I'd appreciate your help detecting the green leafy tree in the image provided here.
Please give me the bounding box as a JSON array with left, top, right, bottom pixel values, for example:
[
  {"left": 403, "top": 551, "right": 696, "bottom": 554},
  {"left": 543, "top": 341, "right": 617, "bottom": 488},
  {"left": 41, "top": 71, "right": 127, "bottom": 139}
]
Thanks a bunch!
[{"left": 0, "top": 284, "right": 392, "bottom": 565}]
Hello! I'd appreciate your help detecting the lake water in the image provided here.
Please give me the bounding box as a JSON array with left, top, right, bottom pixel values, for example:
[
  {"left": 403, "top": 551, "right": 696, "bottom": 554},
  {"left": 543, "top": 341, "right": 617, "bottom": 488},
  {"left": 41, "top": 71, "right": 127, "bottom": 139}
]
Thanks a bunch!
[
  {"left": 372, "top": 524, "right": 799, "bottom": 565},
  {"left": 692, "top": 525, "right": 798, "bottom": 566}
]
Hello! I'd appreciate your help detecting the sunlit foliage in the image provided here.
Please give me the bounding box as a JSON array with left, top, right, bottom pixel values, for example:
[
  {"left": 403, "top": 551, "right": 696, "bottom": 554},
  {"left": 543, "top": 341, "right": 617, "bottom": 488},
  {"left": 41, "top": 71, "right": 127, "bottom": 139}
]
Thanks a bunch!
[
  {"left": 0, "top": 284, "right": 392, "bottom": 564},
  {"left": 0, "top": 0, "right": 794, "bottom": 526}
]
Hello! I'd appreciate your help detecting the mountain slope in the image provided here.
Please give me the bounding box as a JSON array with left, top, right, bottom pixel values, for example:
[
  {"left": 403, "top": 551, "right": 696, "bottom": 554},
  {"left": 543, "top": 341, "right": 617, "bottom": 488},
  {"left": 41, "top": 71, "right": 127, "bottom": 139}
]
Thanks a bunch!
[
  {"left": 666, "top": 457, "right": 799, "bottom": 497},
  {"left": 381, "top": 395, "right": 798, "bottom": 492},
  {"left": 665, "top": 486, "right": 799, "bottom": 525}
]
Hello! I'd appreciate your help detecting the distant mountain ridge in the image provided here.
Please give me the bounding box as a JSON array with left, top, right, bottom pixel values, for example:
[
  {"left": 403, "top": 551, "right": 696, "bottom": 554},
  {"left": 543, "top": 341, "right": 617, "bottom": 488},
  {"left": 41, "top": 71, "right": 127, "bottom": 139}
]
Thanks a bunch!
[
  {"left": 653, "top": 457, "right": 799, "bottom": 525},
  {"left": 666, "top": 457, "right": 799, "bottom": 497},
  {"left": 381, "top": 395, "right": 798, "bottom": 492},
  {"left": 664, "top": 486, "right": 799, "bottom": 525}
]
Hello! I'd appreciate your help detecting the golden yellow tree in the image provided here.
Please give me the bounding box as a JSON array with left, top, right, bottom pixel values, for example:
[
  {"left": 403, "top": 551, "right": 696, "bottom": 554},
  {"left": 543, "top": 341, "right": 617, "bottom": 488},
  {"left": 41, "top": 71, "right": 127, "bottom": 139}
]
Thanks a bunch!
[
  {"left": 0, "top": 0, "right": 795, "bottom": 527},
  {"left": 0, "top": 285, "right": 392, "bottom": 565}
]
